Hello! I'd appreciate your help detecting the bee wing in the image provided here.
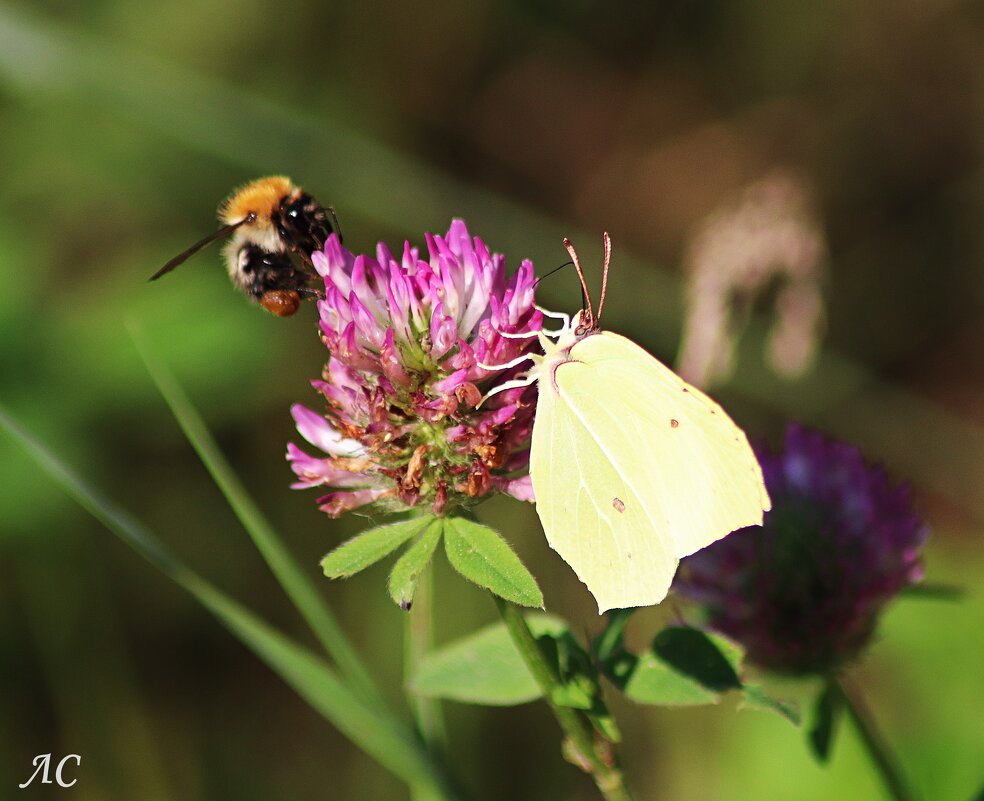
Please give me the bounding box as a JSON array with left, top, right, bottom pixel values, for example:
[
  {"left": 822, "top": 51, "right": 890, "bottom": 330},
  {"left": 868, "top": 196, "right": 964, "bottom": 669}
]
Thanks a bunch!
[{"left": 149, "top": 221, "right": 244, "bottom": 281}]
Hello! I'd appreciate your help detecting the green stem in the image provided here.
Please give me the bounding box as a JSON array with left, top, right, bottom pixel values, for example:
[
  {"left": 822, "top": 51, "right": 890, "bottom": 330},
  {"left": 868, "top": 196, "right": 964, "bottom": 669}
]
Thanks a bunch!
[
  {"left": 406, "top": 567, "right": 449, "bottom": 801},
  {"left": 494, "top": 597, "right": 635, "bottom": 801},
  {"left": 831, "top": 676, "right": 918, "bottom": 801}
]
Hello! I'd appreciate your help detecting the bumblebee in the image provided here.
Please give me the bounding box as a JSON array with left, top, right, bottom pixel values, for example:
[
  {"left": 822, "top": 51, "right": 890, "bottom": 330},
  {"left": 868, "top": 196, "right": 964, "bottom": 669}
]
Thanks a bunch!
[{"left": 150, "top": 176, "right": 337, "bottom": 316}]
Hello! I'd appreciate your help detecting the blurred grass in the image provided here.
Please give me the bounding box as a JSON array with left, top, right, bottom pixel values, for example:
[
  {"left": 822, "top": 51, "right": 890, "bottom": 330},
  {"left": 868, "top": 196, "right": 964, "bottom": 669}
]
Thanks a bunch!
[
  {"left": 0, "top": 1, "right": 981, "bottom": 800},
  {"left": 0, "top": 404, "right": 458, "bottom": 799},
  {"left": 129, "top": 321, "right": 386, "bottom": 710}
]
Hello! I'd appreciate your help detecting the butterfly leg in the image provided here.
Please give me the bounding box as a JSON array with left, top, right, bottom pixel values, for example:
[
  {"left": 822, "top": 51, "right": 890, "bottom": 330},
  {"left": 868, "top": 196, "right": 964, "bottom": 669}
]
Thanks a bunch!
[
  {"left": 496, "top": 329, "right": 540, "bottom": 340},
  {"left": 535, "top": 305, "right": 571, "bottom": 323},
  {"left": 477, "top": 352, "right": 536, "bottom": 372},
  {"left": 494, "top": 308, "right": 572, "bottom": 342},
  {"left": 533, "top": 306, "right": 573, "bottom": 337},
  {"left": 477, "top": 372, "right": 536, "bottom": 407}
]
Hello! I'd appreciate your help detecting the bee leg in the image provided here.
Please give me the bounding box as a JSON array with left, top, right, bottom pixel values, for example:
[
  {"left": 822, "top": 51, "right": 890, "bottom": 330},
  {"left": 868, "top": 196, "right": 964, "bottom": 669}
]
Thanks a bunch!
[
  {"left": 236, "top": 245, "right": 316, "bottom": 316},
  {"left": 260, "top": 290, "right": 302, "bottom": 317},
  {"left": 326, "top": 206, "right": 343, "bottom": 244},
  {"left": 297, "top": 286, "right": 325, "bottom": 301}
]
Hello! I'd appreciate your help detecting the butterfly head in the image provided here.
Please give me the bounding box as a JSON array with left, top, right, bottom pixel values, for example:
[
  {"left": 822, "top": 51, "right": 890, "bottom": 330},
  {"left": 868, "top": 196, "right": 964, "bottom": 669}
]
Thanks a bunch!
[{"left": 563, "top": 232, "right": 612, "bottom": 336}]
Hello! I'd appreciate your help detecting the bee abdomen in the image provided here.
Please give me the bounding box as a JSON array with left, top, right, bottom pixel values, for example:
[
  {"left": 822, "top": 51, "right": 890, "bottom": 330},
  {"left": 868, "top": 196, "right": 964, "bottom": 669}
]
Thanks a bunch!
[{"left": 235, "top": 244, "right": 309, "bottom": 298}]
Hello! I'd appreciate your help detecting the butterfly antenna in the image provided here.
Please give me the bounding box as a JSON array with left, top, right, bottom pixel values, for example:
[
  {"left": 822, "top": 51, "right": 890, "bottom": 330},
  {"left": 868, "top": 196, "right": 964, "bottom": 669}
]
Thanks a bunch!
[
  {"left": 563, "top": 237, "right": 595, "bottom": 329},
  {"left": 533, "top": 259, "right": 574, "bottom": 288},
  {"left": 596, "top": 232, "right": 612, "bottom": 324}
]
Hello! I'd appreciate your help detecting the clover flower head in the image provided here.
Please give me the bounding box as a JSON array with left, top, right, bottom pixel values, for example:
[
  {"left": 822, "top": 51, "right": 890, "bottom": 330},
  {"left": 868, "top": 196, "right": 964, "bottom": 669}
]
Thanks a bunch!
[
  {"left": 287, "top": 220, "right": 541, "bottom": 518},
  {"left": 675, "top": 425, "right": 929, "bottom": 674}
]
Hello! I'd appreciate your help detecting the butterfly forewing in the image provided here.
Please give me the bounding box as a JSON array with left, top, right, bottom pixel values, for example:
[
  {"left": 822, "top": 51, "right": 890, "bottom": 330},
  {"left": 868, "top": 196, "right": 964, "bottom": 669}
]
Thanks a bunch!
[
  {"left": 530, "top": 355, "right": 678, "bottom": 612},
  {"left": 530, "top": 331, "right": 770, "bottom": 611}
]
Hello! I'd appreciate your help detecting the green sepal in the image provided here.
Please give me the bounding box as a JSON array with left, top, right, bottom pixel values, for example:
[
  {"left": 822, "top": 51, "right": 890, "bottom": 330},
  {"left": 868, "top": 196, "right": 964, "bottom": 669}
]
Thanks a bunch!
[
  {"left": 899, "top": 582, "right": 965, "bottom": 602},
  {"left": 541, "top": 632, "right": 595, "bottom": 711},
  {"left": 593, "top": 607, "right": 637, "bottom": 665},
  {"left": 539, "top": 627, "right": 621, "bottom": 742},
  {"left": 321, "top": 516, "right": 434, "bottom": 579},
  {"left": 443, "top": 516, "right": 543, "bottom": 607},
  {"left": 550, "top": 680, "right": 595, "bottom": 710},
  {"left": 387, "top": 519, "right": 443, "bottom": 610}
]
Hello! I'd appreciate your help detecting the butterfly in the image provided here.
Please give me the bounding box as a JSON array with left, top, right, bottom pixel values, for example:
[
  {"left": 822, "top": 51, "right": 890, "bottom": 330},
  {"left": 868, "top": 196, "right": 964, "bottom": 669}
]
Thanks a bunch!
[{"left": 484, "top": 234, "right": 771, "bottom": 612}]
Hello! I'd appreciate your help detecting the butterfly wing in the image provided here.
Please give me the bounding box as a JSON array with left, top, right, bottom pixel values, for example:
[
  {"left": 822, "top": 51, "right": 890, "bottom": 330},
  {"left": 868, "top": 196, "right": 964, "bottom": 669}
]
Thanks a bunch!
[
  {"left": 531, "top": 374, "right": 678, "bottom": 612},
  {"left": 530, "top": 331, "right": 770, "bottom": 612}
]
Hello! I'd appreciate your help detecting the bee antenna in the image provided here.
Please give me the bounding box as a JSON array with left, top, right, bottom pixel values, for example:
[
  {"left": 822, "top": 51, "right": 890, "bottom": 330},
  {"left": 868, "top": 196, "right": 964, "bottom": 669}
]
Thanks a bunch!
[{"left": 149, "top": 220, "right": 245, "bottom": 281}]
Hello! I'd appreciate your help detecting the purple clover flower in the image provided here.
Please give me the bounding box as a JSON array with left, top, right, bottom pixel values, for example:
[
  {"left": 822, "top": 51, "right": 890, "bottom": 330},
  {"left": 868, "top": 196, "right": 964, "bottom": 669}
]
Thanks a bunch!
[
  {"left": 675, "top": 425, "right": 928, "bottom": 674},
  {"left": 287, "top": 220, "right": 542, "bottom": 517}
]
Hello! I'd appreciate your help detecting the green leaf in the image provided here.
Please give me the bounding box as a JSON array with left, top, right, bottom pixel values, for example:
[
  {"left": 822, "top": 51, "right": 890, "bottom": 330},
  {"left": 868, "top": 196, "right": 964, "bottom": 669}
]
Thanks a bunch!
[
  {"left": 613, "top": 626, "right": 742, "bottom": 707},
  {"left": 621, "top": 652, "right": 720, "bottom": 706},
  {"left": 740, "top": 684, "right": 802, "bottom": 726},
  {"left": 388, "top": 520, "right": 443, "bottom": 610},
  {"left": 652, "top": 627, "right": 742, "bottom": 692},
  {"left": 323, "top": 516, "right": 434, "bottom": 579},
  {"left": 809, "top": 681, "right": 843, "bottom": 763},
  {"left": 409, "top": 614, "right": 569, "bottom": 705},
  {"left": 443, "top": 517, "right": 542, "bottom": 607},
  {"left": 0, "top": 405, "right": 454, "bottom": 798}
]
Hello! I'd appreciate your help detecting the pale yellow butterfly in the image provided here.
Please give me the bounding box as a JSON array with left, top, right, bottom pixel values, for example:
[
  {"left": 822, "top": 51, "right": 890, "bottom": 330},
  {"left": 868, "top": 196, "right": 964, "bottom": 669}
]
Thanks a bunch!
[{"left": 483, "top": 234, "right": 771, "bottom": 612}]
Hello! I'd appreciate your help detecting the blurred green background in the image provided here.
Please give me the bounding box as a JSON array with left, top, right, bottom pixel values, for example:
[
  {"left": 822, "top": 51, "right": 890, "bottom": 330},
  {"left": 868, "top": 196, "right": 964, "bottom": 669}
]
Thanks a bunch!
[{"left": 1, "top": 1, "right": 982, "bottom": 799}]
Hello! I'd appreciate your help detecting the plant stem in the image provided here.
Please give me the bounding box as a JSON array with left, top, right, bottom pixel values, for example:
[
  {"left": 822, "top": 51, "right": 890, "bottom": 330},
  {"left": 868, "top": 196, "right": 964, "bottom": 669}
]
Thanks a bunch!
[
  {"left": 831, "top": 675, "right": 918, "bottom": 801},
  {"left": 406, "top": 567, "right": 449, "bottom": 801},
  {"left": 494, "top": 597, "right": 635, "bottom": 801}
]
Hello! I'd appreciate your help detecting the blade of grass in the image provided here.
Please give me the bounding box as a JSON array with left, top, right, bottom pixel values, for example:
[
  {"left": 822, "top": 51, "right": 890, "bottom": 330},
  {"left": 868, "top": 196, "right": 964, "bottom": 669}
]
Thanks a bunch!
[
  {"left": 126, "top": 321, "right": 384, "bottom": 711},
  {"left": 0, "top": 405, "right": 460, "bottom": 800}
]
